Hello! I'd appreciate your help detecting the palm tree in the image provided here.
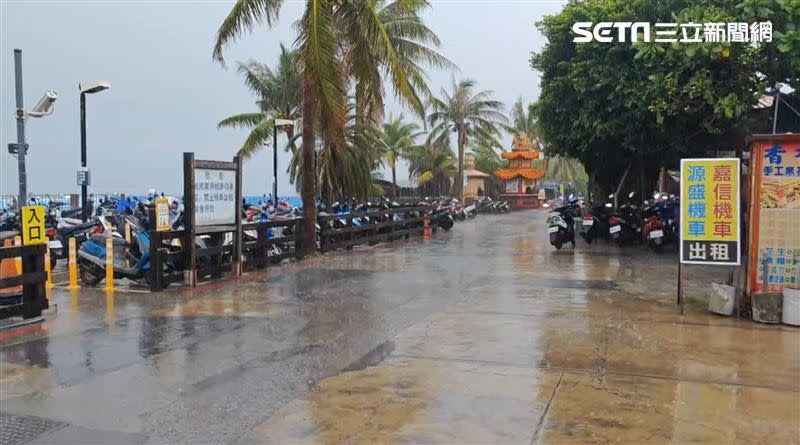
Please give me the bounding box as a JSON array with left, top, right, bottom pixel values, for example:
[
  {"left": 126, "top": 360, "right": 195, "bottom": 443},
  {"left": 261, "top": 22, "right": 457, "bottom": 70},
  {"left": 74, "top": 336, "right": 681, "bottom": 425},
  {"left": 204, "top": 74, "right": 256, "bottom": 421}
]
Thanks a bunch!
[
  {"left": 547, "top": 155, "right": 588, "bottom": 194},
  {"left": 218, "top": 44, "right": 302, "bottom": 158},
  {"left": 406, "top": 139, "right": 456, "bottom": 197},
  {"left": 509, "top": 97, "right": 551, "bottom": 168},
  {"left": 213, "top": 0, "right": 445, "bottom": 253},
  {"left": 427, "top": 78, "right": 508, "bottom": 201},
  {"left": 470, "top": 131, "right": 505, "bottom": 198},
  {"left": 374, "top": 114, "right": 422, "bottom": 196}
]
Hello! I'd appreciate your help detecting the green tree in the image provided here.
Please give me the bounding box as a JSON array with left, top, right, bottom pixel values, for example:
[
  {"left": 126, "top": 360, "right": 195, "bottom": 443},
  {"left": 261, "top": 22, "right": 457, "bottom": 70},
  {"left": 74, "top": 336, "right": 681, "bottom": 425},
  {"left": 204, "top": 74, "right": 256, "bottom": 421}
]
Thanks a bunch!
[
  {"left": 427, "top": 78, "right": 508, "bottom": 201},
  {"left": 547, "top": 155, "right": 588, "bottom": 195},
  {"left": 214, "top": 0, "right": 446, "bottom": 252},
  {"left": 374, "top": 114, "right": 423, "bottom": 196},
  {"left": 531, "top": 0, "right": 797, "bottom": 196},
  {"left": 406, "top": 139, "right": 456, "bottom": 197},
  {"left": 217, "top": 44, "right": 301, "bottom": 158}
]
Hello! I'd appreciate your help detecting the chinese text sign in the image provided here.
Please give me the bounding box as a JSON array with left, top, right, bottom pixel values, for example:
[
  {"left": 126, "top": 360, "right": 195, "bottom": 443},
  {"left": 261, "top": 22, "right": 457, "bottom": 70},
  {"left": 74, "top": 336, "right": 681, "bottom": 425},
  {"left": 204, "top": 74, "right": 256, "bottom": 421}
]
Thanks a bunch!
[
  {"left": 194, "top": 168, "right": 236, "bottom": 226},
  {"left": 21, "top": 206, "right": 46, "bottom": 246},
  {"left": 155, "top": 197, "right": 171, "bottom": 232},
  {"left": 749, "top": 136, "right": 800, "bottom": 292},
  {"left": 680, "top": 159, "right": 740, "bottom": 265}
]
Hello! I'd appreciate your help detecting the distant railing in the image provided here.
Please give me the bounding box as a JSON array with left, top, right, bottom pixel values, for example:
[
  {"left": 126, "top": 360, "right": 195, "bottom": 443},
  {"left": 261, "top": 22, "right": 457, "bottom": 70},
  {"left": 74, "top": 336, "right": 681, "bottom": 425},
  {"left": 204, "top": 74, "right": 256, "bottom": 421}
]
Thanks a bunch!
[
  {"left": 0, "top": 194, "right": 77, "bottom": 212},
  {"left": 317, "top": 206, "right": 426, "bottom": 252}
]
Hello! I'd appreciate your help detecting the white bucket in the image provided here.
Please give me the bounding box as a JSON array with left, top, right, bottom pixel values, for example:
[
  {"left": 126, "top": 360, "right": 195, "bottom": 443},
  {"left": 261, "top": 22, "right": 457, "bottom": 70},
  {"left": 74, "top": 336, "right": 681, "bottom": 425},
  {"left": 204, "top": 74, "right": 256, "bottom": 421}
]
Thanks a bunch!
[
  {"left": 708, "top": 282, "right": 735, "bottom": 316},
  {"left": 782, "top": 287, "right": 800, "bottom": 326}
]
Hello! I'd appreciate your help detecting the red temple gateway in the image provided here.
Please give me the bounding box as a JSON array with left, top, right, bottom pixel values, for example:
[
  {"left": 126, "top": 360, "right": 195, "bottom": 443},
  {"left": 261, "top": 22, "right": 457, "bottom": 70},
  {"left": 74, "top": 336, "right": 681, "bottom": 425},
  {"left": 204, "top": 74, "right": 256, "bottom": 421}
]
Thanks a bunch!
[{"left": 496, "top": 134, "right": 546, "bottom": 209}]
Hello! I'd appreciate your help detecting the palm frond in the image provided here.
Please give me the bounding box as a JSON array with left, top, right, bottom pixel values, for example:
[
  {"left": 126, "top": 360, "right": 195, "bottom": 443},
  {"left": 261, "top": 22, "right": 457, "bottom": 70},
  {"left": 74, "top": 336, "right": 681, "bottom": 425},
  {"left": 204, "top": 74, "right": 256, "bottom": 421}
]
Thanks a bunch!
[{"left": 213, "top": 0, "right": 285, "bottom": 64}]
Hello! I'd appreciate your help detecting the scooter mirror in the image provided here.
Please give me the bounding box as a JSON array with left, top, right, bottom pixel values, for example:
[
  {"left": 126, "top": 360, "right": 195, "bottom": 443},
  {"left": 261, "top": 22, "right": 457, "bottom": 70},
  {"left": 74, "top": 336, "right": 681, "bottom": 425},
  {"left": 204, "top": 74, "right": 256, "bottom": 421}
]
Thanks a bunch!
[
  {"left": 605, "top": 202, "right": 613, "bottom": 208},
  {"left": 628, "top": 191, "right": 635, "bottom": 198}
]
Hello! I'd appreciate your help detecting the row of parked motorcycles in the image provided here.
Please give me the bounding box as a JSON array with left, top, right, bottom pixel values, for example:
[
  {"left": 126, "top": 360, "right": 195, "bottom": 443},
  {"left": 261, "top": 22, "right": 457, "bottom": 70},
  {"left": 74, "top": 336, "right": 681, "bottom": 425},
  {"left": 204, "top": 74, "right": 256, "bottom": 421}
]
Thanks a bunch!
[
  {"left": 1, "top": 193, "right": 505, "bottom": 288},
  {"left": 546, "top": 192, "right": 680, "bottom": 251}
]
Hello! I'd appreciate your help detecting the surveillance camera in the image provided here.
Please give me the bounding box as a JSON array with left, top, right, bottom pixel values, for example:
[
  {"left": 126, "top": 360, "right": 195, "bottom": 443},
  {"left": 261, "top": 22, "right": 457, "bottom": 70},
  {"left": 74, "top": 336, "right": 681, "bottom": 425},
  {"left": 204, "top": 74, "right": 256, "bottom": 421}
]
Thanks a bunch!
[{"left": 27, "top": 90, "right": 57, "bottom": 117}]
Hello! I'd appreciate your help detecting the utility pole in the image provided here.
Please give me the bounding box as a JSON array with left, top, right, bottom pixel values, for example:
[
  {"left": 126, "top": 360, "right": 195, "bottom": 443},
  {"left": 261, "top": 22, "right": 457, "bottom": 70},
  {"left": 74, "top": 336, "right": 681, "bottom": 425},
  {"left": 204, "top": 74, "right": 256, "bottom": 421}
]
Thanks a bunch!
[{"left": 14, "top": 49, "right": 28, "bottom": 208}]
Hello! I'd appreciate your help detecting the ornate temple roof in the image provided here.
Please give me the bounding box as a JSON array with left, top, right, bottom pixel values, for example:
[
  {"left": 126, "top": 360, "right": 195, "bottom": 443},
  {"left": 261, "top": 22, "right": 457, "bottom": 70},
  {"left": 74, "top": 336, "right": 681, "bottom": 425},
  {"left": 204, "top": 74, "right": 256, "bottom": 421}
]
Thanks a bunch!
[{"left": 495, "top": 168, "right": 546, "bottom": 181}]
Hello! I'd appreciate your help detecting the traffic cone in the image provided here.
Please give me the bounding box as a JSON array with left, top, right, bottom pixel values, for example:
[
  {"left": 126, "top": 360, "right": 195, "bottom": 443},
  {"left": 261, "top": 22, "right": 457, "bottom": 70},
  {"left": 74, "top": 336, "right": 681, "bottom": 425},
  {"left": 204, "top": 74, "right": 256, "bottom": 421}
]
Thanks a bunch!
[{"left": 0, "top": 238, "right": 23, "bottom": 297}]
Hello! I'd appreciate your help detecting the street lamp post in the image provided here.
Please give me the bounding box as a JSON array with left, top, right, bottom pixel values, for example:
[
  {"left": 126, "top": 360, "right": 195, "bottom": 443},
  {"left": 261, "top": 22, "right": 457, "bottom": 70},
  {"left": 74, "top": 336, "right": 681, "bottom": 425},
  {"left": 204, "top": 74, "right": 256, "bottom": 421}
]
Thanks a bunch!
[
  {"left": 79, "top": 81, "right": 110, "bottom": 221},
  {"left": 273, "top": 119, "right": 294, "bottom": 206},
  {"left": 8, "top": 49, "right": 58, "bottom": 209}
]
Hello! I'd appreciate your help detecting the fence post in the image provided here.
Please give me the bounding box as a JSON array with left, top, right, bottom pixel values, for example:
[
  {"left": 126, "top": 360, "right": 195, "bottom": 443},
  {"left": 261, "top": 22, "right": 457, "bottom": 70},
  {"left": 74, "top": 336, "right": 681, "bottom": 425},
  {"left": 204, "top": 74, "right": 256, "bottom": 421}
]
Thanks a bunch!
[
  {"left": 105, "top": 237, "right": 114, "bottom": 291},
  {"left": 68, "top": 237, "right": 79, "bottom": 289},
  {"left": 14, "top": 236, "right": 22, "bottom": 274},
  {"left": 318, "top": 216, "right": 327, "bottom": 253},
  {"left": 45, "top": 244, "right": 52, "bottom": 288},
  {"left": 21, "top": 245, "right": 46, "bottom": 319},
  {"left": 295, "top": 218, "right": 305, "bottom": 259},
  {"left": 149, "top": 230, "right": 163, "bottom": 291}
]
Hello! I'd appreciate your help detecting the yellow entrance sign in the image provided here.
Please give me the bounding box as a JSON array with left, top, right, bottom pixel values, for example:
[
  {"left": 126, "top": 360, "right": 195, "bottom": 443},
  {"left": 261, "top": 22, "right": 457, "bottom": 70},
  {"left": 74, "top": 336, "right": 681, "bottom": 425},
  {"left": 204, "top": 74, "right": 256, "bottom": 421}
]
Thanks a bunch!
[
  {"left": 155, "top": 197, "right": 171, "bottom": 232},
  {"left": 680, "top": 158, "right": 740, "bottom": 265},
  {"left": 21, "top": 206, "right": 47, "bottom": 246}
]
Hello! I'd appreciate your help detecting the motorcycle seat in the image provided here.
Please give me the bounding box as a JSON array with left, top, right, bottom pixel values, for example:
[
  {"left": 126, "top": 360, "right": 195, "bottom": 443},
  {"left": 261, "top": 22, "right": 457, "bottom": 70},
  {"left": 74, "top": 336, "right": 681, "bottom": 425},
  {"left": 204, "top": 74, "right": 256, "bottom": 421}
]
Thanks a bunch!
[{"left": 90, "top": 235, "right": 127, "bottom": 246}]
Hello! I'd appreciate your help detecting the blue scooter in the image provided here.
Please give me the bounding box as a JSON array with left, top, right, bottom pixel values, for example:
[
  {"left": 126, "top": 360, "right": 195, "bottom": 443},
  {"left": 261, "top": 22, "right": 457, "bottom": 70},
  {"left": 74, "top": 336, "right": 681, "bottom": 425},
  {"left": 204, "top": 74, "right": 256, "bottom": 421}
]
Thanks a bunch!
[{"left": 77, "top": 217, "right": 170, "bottom": 288}]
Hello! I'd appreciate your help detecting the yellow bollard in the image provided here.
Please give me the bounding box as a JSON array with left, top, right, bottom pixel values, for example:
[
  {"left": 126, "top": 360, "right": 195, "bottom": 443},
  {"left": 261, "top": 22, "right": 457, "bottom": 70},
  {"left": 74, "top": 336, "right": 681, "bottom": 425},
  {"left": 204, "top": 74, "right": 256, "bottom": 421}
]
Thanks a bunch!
[
  {"left": 45, "top": 244, "right": 53, "bottom": 288},
  {"left": 68, "top": 237, "right": 80, "bottom": 289},
  {"left": 105, "top": 237, "right": 114, "bottom": 291},
  {"left": 14, "top": 236, "right": 22, "bottom": 274}
]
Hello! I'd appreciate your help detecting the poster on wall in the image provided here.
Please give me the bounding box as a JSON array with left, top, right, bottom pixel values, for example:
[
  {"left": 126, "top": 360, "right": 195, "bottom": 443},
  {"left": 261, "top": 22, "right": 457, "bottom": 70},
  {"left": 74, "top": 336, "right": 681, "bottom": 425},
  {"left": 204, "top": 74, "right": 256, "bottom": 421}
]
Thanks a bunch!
[
  {"left": 749, "top": 134, "right": 800, "bottom": 292},
  {"left": 505, "top": 178, "right": 519, "bottom": 194},
  {"left": 194, "top": 168, "right": 236, "bottom": 226},
  {"left": 680, "top": 158, "right": 741, "bottom": 265}
]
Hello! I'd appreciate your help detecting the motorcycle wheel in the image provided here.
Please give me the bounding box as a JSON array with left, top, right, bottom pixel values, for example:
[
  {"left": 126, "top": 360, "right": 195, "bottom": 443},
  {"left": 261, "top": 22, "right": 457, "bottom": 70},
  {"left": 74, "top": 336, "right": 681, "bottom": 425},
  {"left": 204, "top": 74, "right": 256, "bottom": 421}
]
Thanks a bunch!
[{"left": 79, "top": 261, "right": 103, "bottom": 287}]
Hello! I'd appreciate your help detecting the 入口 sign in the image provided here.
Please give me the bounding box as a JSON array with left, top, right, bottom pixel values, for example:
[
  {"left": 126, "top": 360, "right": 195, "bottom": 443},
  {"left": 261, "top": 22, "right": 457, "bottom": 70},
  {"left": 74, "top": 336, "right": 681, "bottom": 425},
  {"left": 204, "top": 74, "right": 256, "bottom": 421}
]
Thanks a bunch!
[
  {"left": 680, "top": 158, "right": 740, "bottom": 265},
  {"left": 21, "top": 206, "right": 46, "bottom": 246},
  {"left": 194, "top": 168, "right": 236, "bottom": 226}
]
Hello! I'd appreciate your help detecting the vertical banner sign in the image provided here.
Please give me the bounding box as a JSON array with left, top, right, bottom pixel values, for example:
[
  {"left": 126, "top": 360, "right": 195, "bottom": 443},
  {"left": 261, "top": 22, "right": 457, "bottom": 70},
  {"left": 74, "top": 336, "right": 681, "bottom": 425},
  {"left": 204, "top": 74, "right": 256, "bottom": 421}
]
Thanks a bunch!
[
  {"left": 680, "top": 159, "right": 740, "bottom": 265},
  {"left": 155, "top": 197, "right": 171, "bottom": 232},
  {"left": 749, "top": 134, "right": 800, "bottom": 292},
  {"left": 21, "top": 206, "right": 46, "bottom": 246},
  {"left": 194, "top": 168, "right": 236, "bottom": 226}
]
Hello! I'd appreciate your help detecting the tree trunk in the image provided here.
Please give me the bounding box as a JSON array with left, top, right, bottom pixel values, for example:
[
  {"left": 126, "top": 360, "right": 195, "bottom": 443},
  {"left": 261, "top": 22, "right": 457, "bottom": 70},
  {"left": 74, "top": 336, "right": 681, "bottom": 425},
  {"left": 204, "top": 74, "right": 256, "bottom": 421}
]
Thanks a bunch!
[
  {"left": 300, "top": 78, "right": 317, "bottom": 255},
  {"left": 391, "top": 164, "right": 397, "bottom": 198},
  {"left": 457, "top": 128, "right": 466, "bottom": 202}
]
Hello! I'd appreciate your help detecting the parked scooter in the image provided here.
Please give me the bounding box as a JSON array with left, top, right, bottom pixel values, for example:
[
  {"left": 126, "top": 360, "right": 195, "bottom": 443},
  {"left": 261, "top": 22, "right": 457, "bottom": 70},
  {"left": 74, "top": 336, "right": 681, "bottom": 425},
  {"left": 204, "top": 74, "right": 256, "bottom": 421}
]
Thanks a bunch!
[
  {"left": 579, "top": 201, "right": 611, "bottom": 244},
  {"left": 642, "top": 192, "right": 678, "bottom": 251},
  {"left": 77, "top": 216, "right": 170, "bottom": 287},
  {"left": 606, "top": 192, "right": 642, "bottom": 245},
  {"left": 547, "top": 195, "right": 581, "bottom": 249}
]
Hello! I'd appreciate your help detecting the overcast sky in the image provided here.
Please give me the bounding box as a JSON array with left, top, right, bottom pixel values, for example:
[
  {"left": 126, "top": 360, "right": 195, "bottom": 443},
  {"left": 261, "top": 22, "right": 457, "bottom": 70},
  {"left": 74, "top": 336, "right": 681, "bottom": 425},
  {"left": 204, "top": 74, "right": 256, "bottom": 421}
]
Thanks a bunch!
[{"left": 1, "top": 0, "right": 564, "bottom": 196}]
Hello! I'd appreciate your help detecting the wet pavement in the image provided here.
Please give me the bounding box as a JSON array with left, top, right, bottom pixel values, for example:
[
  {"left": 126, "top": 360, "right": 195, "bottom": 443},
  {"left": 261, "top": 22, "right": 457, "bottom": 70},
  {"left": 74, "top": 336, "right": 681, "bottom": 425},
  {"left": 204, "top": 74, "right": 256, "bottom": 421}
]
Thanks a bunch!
[{"left": 1, "top": 210, "right": 798, "bottom": 444}]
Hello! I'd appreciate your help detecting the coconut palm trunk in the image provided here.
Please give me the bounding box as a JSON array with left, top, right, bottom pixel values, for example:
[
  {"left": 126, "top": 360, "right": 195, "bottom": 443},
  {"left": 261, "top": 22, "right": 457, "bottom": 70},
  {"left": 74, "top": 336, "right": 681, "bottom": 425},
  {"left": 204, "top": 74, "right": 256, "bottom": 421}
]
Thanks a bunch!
[
  {"left": 457, "top": 127, "right": 467, "bottom": 201},
  {"left": 300, "top": 78, "right": 317, "bottom": 255},
  {"left": 391, "top": 164, "right": 398, "bottom": 198}
]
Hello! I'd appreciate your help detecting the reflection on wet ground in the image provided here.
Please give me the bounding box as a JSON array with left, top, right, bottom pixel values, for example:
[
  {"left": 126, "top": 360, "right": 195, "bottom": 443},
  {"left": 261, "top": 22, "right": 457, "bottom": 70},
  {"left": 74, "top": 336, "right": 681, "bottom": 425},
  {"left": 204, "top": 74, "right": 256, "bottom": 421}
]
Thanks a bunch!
[{"left": 1, "top": 210, "right": 798, "bottom": 444}]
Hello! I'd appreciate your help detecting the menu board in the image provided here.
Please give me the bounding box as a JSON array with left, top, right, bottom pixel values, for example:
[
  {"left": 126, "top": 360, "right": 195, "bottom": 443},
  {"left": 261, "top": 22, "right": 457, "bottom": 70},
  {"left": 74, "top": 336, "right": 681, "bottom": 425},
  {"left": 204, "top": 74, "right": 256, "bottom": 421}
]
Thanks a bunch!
[
  {"left": 749, "top": 135, "right": 800, "bottom": 292},
  {"left": 194, "top": 168, "right": 236, "bottom": 226}
]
